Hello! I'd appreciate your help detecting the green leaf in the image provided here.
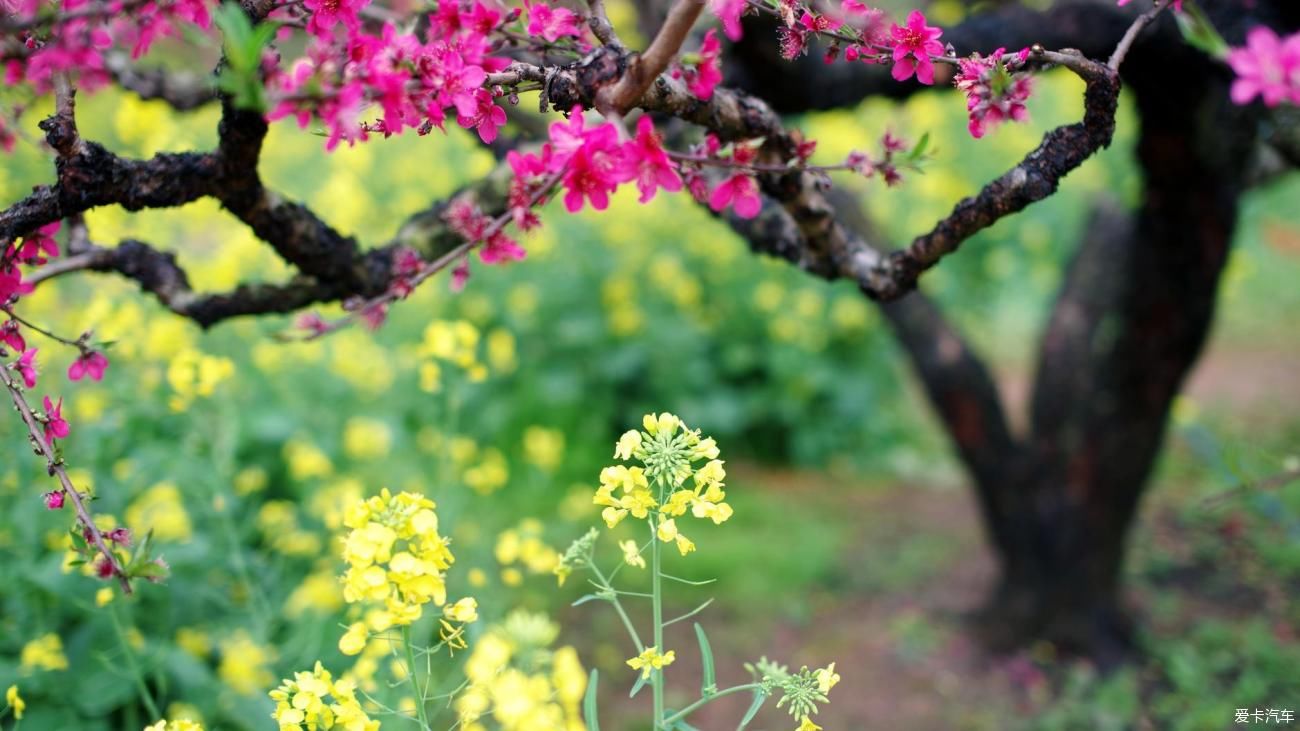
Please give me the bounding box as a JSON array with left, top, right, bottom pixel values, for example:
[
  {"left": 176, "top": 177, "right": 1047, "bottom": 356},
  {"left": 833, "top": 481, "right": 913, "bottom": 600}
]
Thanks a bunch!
[
  {"left": 1175, "top": 1, "right": 1229, "bottom": 59},
  {"left": 583, "top": 669, "right": 599, "bottom": 731},
  {"left": 695, "top": 623, "right": 716, "bottom": 695},
  {"left": 737, "top": 689, "right": 767, "bottom": 729},
  {"left": 660, "top": 572, "right": 717, "bottom": 586},
  {"left": 909, "top": 132, "right": 930, "bottom": 161},
  {"left": 629, "top": 671, "right": 649, "bottom": 698},
  {"left": 213, "top": 1, "right": 273, "bottom": 111},
  {"left": 213, "top": 3, "right": 252, "bottom": 59}
]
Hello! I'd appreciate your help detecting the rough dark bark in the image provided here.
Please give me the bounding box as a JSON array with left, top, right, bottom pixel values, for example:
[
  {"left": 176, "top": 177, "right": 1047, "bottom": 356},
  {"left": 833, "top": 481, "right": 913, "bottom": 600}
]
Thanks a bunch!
[{"left": 977, "top": 23, "right": 1261, "bottom": 664}]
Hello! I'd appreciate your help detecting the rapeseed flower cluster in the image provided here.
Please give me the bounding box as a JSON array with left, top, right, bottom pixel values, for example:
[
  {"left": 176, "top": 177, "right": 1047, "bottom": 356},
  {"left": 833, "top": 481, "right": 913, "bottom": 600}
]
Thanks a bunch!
[
  {"left": 749, "top": 657, "right": 842, "bottom": 731},
  {"left": 456, "top": 611, "right": 587, "bottom": 731},
  {"left": 269, "top": 662, "right": 378, "bottom": 731},
  {"left": 595, "top": 412, "right": 730, "bottom": 555},
  {"left": 420, "top": 319, "right": 488, "bottom": 387},
  {"left": 166, "top": 349, "right": 234, "bottom": 411},
  {"left": 19, "top": 632, "right": 68, "bottom": 672},
  {"left": 125, "top": 481, "right": 193, "bottom": 543},
  {"left": 217, "top": 631, "right": 276, "bottom": 695},
  {"left": 495, "top": 518, "right": 560, "bottom": 586},
  {"left": 341, "top": 488, "right": 454, "bottom": 628}
]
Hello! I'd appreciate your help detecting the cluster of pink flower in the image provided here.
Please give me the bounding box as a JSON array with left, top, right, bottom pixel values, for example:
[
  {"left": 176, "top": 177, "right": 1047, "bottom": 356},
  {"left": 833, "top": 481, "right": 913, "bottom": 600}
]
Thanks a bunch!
[
  {"left": 2, "top": 0, "right": 213, "bottom": 93},
  {"left": 267, "top": 0, "right": 585, "bottom": 149},
  {"left": 1, "top": 221, "right": 58, "bottom": 307},
  {"left": 2, "top": 221, "right": 111, "bottom": 464},
  {"left": 506, "top": 109, "right": 683, "bottom": 217},
  {"left": 843, "top": 130, "right": 912, "bottom": 186},
  {"left": 1228, "top": 26, "right": 1300, "bottom": 108},
  {"left": 675, "top": 134, "right": 765, "bottom": 218},
  {"left": 674, "top": 29, "right": 723, "bottom": 101},
  {"left": 706, "top": 0, "right": 939, "bottom": 86},
  {"left": 953, "top": 47, "right": 1033, "bottom": 139}
]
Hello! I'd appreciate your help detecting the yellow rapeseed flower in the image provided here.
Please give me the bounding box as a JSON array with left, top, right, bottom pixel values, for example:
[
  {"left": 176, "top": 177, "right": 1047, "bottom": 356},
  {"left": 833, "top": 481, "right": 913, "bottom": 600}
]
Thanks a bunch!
[
  {"left": 217, "top": 631, "right": 275, "bottom": 695},
  {"left": 619, "top": 539, "right": 646, "bottom": 569},
  {"left": 815, "top": 662, "right": 840, "bottom": 694},
  {"left": 797, "top": 715, "right": 823, "bottom": 731},
  {"left": 269, "top": 661, "right": 378, "bottom": 731},
  {"left": 595, "top": 413, "right": 732, "bottom": 556},
  {"left": 338, "top": 623, "right": 368, "bottom": 657},
  {"left": 343, "top": 417, "right": 392, "bottom": 460},
  {"left": 233, "top": 466, "right": 268, "bottom": 495},
  {"left": 284, "top": 568, "right": 345, "bottom": 618},
  {"left": 444, "top": 597, "right": 479, "bottom": 624},
  {"left": 166, "top": 349, "right": 234, "bottom": 411},
  {"left": 6, "top": 685, "right": 24, "bottom": 719},
  {"left": 126, "top": 481, "right": 193, "bottom": 543},
  {"left": 458, "top": 614, "right": 585, "bottom": 731},
  {"left": 523, "top": 426, "right": 564, "bottom": 472},
  {"left": 175, "top": 627, "right": 212, "bottom": 659},
  {"left": 341, "top": 489, "right": 454, "bottom": 627},
  {"left": 626, "top": 647, "right": 675, "bottom": 680},
  {"left": 284, "top": 438, "right": 334, "bottom": 481},
  {"left": 20, "top": 633, "right": 68, "bottom": 672}
]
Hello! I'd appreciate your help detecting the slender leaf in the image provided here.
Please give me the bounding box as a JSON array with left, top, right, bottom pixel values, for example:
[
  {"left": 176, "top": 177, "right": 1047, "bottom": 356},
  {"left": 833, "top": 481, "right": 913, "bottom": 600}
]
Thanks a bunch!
[
  {"left": 1175, "top": 0, "right": 1229, "bottom": 59},
  {"left": 694, "top": 623, "right": 716, "bottom": 695},
  {"left": 737, "top": 689, "right": 766, "bottom": 730},
  {"left": 571, "top": 593, "right": 604, "bottom": 607},
  {"left": 629, "top": 671, "right": 649, "bottom": 698},
  {"left": 213, "top": 1, "right": 273, "bottom": 111},
  {"left": 665, "top": 598, "right": 715, "bottom": 627},
  {"left": 583, "top": 669, "right": 600, "bottom": 731},
  {"left": 660, "top": 572, "right": 717, "bottom": 586}
]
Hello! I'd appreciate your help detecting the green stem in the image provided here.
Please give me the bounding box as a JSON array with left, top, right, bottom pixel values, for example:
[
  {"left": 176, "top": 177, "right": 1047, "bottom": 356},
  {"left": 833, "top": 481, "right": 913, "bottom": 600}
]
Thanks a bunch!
[
  {"left": 661, "top": 683, "right": 765, "bottom": 725},
  {"left": 590, "top": 562, "right": 645, "bottom": 653},
  {"left": 108, "top": 604, "right": 161, "bottom": 721},
  {"left": 651, "top": 515, "right": 664, "bottom": 730},
  {"left": 402, "top": 625, "right": 430, "bottom": 731}
]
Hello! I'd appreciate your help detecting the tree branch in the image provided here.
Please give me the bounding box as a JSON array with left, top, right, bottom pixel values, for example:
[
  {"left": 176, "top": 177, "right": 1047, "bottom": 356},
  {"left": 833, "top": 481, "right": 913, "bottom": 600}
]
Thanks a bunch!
[
  {"left": 600, "top": 0, "right": 705, "bottom": 113},
  {"left": 105, "top": 53, "right": 217, "bottom": 111},
  {"left": 0, "top": 363, "right": 132, "bottom": 594},
  {"left": 586, "top": 0, "right": 627, "bottom": 49}
]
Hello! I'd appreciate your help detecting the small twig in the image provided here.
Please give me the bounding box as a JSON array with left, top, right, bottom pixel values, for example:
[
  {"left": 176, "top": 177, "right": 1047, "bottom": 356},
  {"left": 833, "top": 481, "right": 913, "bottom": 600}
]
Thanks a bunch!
[
  {"left": 49, "top": 72, "right": 84, "bottom": 158},
  {"left": 585, "top": 0, "right": 625, "bottom": 49},
  {"left": 601, "top": 0, "right": 706, "bottom": 114},
  {"left": 0, "top": 362, "right": 131, "bottom": 593},
  {"left": 0, "top": 307, "right": 89, "bottom": 353},
  {"left": 1201, "top": 466, "right": 1300, "bottom": 508},
  {"left": 297, "top": 170, "right": 566, "bottom": 341},
  {"left": 1108, "top": 0, "right": 1170, "bottom": 70},
  {"left": 0, "top": 0, "right": 153, "bottom": 33}
]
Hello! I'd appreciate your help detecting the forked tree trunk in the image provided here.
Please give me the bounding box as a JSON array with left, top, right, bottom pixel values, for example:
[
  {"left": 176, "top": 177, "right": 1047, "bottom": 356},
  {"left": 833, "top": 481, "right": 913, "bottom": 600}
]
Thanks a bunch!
[
  {"left": 897, "top": 34, "right": 1258, "bottom": 663},
  {"left": 720, "top": 0, "right": 1295, "bottom": 662}
]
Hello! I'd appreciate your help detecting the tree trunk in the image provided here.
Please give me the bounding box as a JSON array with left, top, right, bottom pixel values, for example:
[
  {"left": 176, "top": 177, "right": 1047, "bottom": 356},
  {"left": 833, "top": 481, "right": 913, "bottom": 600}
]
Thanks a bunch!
[
  {"left": 719, "top": 0, "right": 1295, "bottom": 662},
  {"left": 966, "top": 36, "right": 1258, "bottom": 662}
]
